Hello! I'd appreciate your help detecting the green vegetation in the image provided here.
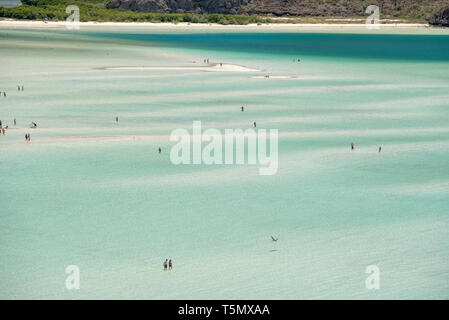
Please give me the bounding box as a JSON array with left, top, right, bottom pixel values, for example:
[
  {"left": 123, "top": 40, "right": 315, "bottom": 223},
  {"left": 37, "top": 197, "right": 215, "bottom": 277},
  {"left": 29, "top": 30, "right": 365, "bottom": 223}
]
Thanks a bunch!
[
  {"left": 0, "top": 0, "right": 432, "bottom": 24},
  {"left": 0, "top": 0, "right": 272, "bottom": 24}
]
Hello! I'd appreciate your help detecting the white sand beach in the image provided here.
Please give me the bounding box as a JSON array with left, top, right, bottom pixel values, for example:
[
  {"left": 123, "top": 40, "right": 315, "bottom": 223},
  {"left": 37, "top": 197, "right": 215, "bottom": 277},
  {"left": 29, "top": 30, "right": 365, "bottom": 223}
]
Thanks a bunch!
[
  {"left": 102, "top": 63, "right": 261, "bottom": 72},
  {"left": 0, "top": 19, "right": 435, "bottom": 32}
]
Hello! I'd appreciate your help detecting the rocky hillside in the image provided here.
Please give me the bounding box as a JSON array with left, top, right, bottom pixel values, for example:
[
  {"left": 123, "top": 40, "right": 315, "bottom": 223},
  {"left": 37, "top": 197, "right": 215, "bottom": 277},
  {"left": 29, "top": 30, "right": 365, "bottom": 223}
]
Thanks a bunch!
[
  {"left": 429, "top": 6, "right": 449, "bottom": 26},
  {"left": 106, "top": 0, "right": 449, "bottom": 19},
  {"left": 106, "top": 0, "right": 250, "bottom": 15}
]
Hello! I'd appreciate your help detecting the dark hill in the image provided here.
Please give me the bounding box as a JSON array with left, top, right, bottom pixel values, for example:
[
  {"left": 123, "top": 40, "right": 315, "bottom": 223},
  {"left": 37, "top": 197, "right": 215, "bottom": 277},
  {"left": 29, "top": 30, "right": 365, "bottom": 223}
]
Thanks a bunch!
[{"left": 105, "top": 0, "right": 449, "bottom": 19}]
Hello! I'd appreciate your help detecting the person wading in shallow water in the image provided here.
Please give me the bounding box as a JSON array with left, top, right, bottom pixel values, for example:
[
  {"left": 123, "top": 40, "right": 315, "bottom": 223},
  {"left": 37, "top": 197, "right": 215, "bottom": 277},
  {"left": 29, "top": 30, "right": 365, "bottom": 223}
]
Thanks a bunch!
[
  {"left": 163, "top": 259, "right": 168, "bottom": 271},
  {"left": 253, "top": 121, "right": 257, "bottom": 128},
  {"left": 169, "top": 259, "right": 173, "bottom": 270},
  {"left": 116, "top": 116, "right": 118, "bottom": 123},
  {"left": 241, "top": 106, "right": 244, "bottom": 112},
  {"left": 379, "top": 146, "right": 382, "bottom": 153},
  {"left": 351, "top": 143, "right": 355, "bottom": 151},
  {"left": 158, "top": 147, "right": 162, "bottom": 154}
]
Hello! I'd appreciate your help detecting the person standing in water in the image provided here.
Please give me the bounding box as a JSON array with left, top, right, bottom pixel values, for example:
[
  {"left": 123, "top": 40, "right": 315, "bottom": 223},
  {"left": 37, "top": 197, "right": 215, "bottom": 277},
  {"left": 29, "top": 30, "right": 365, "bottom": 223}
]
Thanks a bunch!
[
  {"left": 379, "top": 146, "right": 382, "bottom": 153},
  {"left": 163, "top": 259, "right": 168, "bottom": 271},
  {"left": 351, "top": 143, "right": 355, "bottom": 151},
  {"left": 253, "top": 121, "right": 256, "bottom": 128},
  {"left": 14, "top": 118, "right": 16, "bottom": 126},
  {"left": 17, "top": 85, "right": 20, "bottom": 91},
  {"left": 241, "top": 106, "right": 244, "bottom": 112},
  {"left": 158, "top": 147, "right": 161, "bottom": 154},
  {"left": 115, "top": 116, "right": 118, "bottom": 123},
  {"left": 169, "top": 259, "right": 173, "bottom": 270}
]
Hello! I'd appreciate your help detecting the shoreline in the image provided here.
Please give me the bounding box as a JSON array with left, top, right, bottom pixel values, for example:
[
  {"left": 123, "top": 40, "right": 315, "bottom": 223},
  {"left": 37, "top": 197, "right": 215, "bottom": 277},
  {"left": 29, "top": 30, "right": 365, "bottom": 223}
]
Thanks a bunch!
[{"left": 0, "top": 19, "right": 433, "bottom": 30}]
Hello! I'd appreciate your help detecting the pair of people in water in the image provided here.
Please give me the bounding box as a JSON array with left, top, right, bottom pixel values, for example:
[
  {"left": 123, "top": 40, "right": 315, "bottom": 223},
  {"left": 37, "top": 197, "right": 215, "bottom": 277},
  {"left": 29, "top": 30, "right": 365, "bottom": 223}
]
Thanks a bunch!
[
  {"left": 17, "top": 85, "right": 24, "bottom": 91},
  {"left": 25, "top": 133, "right": 31, "bottom": 141},
  {"left": 163, "top": 259, "right": 173, "bottom": 271}
]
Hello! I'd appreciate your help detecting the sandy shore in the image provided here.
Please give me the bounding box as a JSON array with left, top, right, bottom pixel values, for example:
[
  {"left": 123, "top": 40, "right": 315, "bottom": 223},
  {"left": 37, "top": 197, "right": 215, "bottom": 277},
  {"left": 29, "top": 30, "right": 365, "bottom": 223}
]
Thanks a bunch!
[
  {"left": 102, "top": 63, "right": 261, "bottom": 72},
  {"left": 0, "top": 19, "right": 435, "bottom": 32}
]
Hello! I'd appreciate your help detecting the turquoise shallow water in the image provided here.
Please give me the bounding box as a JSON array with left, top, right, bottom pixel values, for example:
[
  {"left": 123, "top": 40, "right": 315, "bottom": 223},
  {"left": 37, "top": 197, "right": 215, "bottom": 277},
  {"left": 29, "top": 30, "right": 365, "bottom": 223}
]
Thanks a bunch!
[{"left": 1, "top": 27, "right": 449, "bottom": 299}]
